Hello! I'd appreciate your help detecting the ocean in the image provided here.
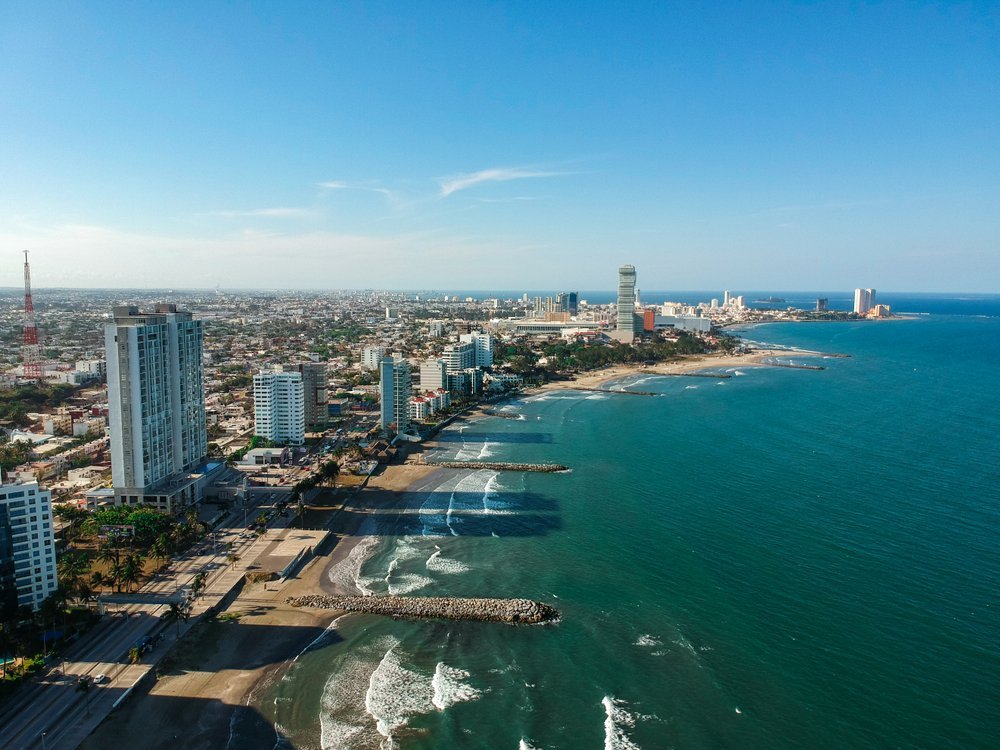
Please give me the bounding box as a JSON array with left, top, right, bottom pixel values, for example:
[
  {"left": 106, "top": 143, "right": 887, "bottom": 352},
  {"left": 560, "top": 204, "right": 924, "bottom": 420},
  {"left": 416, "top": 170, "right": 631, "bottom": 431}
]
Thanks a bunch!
[{"left": 262, "top": 302, "right": 1000, "bottom": 749}]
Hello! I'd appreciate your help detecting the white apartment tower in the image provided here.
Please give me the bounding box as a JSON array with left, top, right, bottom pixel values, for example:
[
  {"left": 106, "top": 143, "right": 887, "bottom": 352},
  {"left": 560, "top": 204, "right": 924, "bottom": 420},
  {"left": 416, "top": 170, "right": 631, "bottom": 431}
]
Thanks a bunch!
[
  {"left": 379, "top": 355, "right": 412, "bottom": 435},
  {"left": 0, "top": 481, "right": 58, "bottom": 614},
  {"left": 442, "top": 342, "right": 476, "bottom": 373},
  {"left": 459, "top": 332, "right": 494, "bottom": 367},
  {"left": 105, "top": 304, "right": 207, "bottom": 510},
  {"left": 616, "top": 264, "right": 639, "bottom": 334},
  {"left": 853, "top": 288, "right": 876, "bottom": 315},
  {"left": 420, "top": 359, "right": 449, "bottom": 391},
  {"left": 254, "top": 369, "right": 306, "bottom": 446},
  {"left": 361, "top": 346, "right": 386, "bottom": 371}
]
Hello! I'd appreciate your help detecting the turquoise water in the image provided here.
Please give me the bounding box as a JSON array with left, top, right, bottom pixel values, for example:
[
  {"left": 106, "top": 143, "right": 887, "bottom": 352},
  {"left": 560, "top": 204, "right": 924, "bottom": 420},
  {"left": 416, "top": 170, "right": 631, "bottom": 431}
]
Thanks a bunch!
[{"left": 265, "top": 314, "right": 1000, "bottom": 749}]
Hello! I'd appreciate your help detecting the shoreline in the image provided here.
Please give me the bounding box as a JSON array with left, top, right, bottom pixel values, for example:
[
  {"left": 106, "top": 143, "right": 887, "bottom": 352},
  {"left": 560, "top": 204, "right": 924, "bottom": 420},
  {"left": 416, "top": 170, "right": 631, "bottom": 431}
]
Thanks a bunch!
[
  {"left": 81, "top": 346, "right": 833, "bottom": 748},
  {"left": 529, "top": 347, "right": 824, "bottom": 392},
  {"left": 81, "top": 462, "right": 445, "bottom": 750}
]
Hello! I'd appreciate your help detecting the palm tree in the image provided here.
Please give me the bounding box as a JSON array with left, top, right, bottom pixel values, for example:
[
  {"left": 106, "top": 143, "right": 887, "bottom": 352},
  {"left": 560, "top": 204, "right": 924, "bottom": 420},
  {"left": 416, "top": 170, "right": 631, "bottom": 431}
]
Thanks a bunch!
[
  {"left": 120, "top": 552, "right": 146, "bottom": 593},
  {"left": 89, "top": 570, "right": 106, "bottom": 593},
  {"left": 226, "top": 553, "right": 240, "bottom": 570},
  {"left": 95, "top": 543, "right": 122, "bottom": 590},
  {"left": 150, "top": 533, "right": 172, "bottom": 566},
  {"left": 190, "top": 571, "right": 207, "bottom": 600},
  {"left": 319, "top": 459, "right": 340, "bottom": 487},
  {"left": 57, "top": 551, "right": 90, "bottom": 602},
  {"left": 161, "top": 599, "right": 192, "bottom": 637}
]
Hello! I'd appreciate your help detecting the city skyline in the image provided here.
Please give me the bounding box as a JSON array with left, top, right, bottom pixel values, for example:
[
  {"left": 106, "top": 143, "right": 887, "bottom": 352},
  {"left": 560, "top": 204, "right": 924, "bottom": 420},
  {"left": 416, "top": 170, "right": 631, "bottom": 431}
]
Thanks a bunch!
[{"left": 1, "top": 3, "right": 998, "bottom": 291}]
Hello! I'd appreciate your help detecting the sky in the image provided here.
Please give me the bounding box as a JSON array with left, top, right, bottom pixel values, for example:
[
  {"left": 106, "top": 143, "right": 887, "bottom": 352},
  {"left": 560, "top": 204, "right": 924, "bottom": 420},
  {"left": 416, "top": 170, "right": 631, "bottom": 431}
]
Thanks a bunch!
[{"left": 0, "top": 1, "right": 998, "bottom": 292}]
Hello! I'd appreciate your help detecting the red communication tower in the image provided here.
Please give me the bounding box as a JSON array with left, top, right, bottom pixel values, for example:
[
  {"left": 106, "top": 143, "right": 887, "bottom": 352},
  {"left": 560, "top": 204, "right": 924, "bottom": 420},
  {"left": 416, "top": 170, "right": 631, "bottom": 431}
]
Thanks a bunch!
[{"left": 22, "top": 250, "right": 42, "bottom": 381}]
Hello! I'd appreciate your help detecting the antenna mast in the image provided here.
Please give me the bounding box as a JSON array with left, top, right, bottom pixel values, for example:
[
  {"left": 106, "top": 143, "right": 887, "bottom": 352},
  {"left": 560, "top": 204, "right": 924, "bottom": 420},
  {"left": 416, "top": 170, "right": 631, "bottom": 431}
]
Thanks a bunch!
[{"left": 22, "top": 251, "right": 42, "bottom": 381}]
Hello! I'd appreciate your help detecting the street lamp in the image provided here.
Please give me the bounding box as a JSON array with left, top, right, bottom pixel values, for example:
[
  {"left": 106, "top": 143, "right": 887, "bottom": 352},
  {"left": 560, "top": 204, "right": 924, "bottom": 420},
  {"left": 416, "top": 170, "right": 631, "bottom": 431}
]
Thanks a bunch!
[{"left": 41, "top": 731, "right": 47, "bottom": 750}]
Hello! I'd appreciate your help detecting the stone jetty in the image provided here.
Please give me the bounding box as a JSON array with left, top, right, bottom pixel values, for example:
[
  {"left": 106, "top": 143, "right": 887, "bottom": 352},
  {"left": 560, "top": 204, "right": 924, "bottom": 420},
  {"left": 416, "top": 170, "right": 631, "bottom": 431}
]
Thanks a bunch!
[
  {"left": 288, "top": 594, "right": 560, "bottom": 625},
  {"left": 481, "top": 410, "right": 522, "bottom": 420},
  {"left": 769, "top": 362, "right": 825, "bottom": 370},
  {"left": 566, "top": 386, "right": 657, "bottom": 396},
  {"left": 428, "top": 461, "right": 568, "bottom": 472}
]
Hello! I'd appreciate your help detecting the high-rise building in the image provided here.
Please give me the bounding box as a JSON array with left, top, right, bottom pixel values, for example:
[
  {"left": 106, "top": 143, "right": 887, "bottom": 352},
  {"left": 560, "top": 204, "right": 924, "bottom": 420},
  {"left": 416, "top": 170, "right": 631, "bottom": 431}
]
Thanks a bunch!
[
  {"left": 361, "top": 346, "right": 386, "bottom": 370},
  {"left": 816, "top": 298, "right": 829, "bottom": 312},
  {"left": 254, "top": 369, "right": 306, "bottom": 446},
  {"left": 853, "top": 288, "right": 876, "bottom": 315},
  {"left": 459, "top": 332, "right": 494, "bottom": 367},
  {"left": 616, "top": 264, "right": 639, "bottom": 334},
  {"left": 0, "top": 481, "right": 57, "bottom": 614},
  {"left": 556, "top": 291, "right": 579, "bottom": 315},
  {"left": 297, "top": 362, "right": 327, "bottom": 431},
  {"left": 420, "top": 359, "right": 449, "bottom": 390},
  {"left": 442, "top": 342, "right": 476, "bottom": 373},
  {"left": 106, "top": 304, "right": 207, "bottom": 510},
  {"left": 379, "top": 355, "right": 411, "bottom": 435},
  {"left": 723, "top": 290, "right": 732, "bottom": 307}
]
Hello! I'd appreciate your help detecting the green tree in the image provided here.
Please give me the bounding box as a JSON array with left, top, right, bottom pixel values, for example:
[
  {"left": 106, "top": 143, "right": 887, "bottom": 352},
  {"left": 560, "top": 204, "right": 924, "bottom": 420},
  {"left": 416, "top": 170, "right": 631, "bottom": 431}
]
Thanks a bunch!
[
  {"left": 161, "top": 599, "right": 192, "bottom": 637},
  {"left": 57, "top": 551, "right": 91, "bottom": 602}
]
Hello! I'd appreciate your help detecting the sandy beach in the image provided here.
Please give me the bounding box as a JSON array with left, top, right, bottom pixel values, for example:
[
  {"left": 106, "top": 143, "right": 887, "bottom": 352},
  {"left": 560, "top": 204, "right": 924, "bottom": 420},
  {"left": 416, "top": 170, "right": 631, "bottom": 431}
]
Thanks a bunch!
[
  {"left": 533, "top": 347, "right": 821, "bottom": 392},
  {"left": 81, "top": 463, "right": 442, "bottom": 750}
]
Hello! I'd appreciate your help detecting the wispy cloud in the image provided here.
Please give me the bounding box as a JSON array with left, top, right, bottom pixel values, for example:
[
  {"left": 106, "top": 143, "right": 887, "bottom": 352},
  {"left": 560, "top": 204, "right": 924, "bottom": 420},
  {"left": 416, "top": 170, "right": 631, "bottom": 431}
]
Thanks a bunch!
[
  {"left": 318, "top": 181, "right": 395, "bottom": 200},
  {"left": 207, "top": 207, "right": 312, "bottom": 219},
  {"left": 439, "top": 167, "right": 566, "bottom": 197}
]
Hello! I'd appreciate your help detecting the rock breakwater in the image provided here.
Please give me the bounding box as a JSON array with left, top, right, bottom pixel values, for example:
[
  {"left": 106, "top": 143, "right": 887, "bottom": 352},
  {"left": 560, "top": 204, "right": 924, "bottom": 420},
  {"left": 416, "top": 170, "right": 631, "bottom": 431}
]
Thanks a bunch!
[
  {"left": 427, "top": 461, "right": 569, "bottom": 472},
  {"left": 287, "top": 594, "right": 559, "bottom": 625}
]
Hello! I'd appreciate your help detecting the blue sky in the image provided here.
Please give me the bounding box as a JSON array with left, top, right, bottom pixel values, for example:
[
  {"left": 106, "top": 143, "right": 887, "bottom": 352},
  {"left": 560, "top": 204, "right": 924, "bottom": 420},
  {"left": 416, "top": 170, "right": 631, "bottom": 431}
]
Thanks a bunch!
[{"left": 1, "top": 1, "right": 997, "bottom": 291}]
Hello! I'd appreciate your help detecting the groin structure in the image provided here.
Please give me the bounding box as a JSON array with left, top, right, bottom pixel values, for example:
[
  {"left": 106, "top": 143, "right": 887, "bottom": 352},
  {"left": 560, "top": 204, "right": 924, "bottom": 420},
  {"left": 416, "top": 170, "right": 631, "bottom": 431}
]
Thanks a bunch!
[
  {"left": 288, "top": 594, "right": 559, "bottom": 625},
  {"left": 768, "top": 362, "right": 825, "bottom": 370},
  {"left": 428, "top": 461, "right": 568, "bottom": 472},
  {"left": 481, "top": 410, "right": 522, "bottom": 420},
  {"left": 567, "top": 386, "right": 657, "bottom": 396}
]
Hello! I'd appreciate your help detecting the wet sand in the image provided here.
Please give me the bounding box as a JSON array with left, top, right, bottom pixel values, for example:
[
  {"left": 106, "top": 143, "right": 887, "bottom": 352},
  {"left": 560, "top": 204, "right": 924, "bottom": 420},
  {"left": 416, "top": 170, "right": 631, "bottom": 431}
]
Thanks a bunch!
[{"left": 81, "top": 463, "right": 442, "bottom": 750}]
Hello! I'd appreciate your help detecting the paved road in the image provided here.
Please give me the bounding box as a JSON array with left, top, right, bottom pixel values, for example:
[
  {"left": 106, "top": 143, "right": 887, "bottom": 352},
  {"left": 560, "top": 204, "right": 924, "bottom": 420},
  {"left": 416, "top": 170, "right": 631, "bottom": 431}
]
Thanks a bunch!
[{"left": 0, "top": 495, "right": 292, "bottom": 750}]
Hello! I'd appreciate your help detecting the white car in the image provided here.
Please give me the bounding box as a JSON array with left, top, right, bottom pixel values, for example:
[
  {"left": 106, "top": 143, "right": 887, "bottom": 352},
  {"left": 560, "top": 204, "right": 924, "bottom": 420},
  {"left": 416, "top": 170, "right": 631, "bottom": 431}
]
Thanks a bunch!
[{"left": 93, "top": 674, "right": 108, "bottom": 684}]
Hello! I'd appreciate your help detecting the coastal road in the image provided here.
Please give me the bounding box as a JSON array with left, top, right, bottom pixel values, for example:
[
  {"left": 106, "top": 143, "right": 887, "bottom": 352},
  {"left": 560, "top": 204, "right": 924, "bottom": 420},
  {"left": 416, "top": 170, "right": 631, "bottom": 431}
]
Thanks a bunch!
[{"left": 0, "top": 497, "right": 286, "bottom": 750}]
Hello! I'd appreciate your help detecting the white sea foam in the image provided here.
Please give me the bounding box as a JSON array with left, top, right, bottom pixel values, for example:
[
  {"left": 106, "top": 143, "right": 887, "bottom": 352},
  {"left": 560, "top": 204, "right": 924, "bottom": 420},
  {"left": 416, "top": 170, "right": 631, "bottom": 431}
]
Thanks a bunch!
[
  {"left": 328, "top": 522, "right": 381, "bottom": 596},
  {"left": 482, "top": 472, "right": 515, "bottom": 515},
  {"left": 386, "top": 572, "right": 434, "bottom": 595},
  {"left": 319, "top": 637, "right": 396, "bottom": 750},
  {"left": 431, "top": 662, "right": 482, "bottom": 710},
  {"left": 634, "top": 634, "right": 662, "bottom": 647},
  {"left": 365, "top": 643, "right": 435, "bottom": 742},
  {"left": 673, "top": 633, "right": 698, "bottom": 657},
  {"left": 426, "top": 549, "right": 471, "bottom": 574},
  {"left": 684, "top": 385, "right": 698, "bottom": 390},
  {"left": 519, "top": 740, "right": 542, "bottom": 750},
  {"left": 733, "top": 370, "right": 746, "bottom": 376},
  {"left": 602, "top": 696, "right": 641, "bottom": 750}
]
